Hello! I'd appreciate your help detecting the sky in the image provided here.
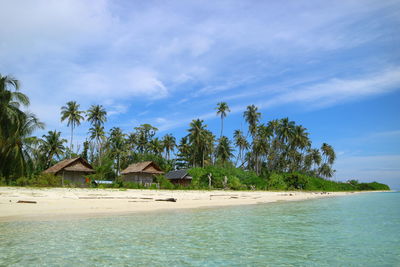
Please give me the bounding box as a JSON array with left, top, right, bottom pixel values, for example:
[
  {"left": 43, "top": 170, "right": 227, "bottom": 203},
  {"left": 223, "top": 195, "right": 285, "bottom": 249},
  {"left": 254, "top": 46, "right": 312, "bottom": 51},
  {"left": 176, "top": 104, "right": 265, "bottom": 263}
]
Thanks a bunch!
[{"left": 1, "top": 0, "right": 400, "bottom": 189}]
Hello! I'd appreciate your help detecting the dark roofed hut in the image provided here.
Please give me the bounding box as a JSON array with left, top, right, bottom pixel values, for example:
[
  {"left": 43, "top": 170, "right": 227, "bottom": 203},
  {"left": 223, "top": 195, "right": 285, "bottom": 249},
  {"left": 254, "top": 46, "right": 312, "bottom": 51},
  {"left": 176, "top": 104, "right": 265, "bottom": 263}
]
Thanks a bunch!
[
  {"left": 43, "top": 157, "right": 94, "bottom": 185},
  {"left": 165, "top": 169, "right": 192, "bottom": 186},
  {"left": 121, "top": 161, "right": 164, "bottom": 185}
]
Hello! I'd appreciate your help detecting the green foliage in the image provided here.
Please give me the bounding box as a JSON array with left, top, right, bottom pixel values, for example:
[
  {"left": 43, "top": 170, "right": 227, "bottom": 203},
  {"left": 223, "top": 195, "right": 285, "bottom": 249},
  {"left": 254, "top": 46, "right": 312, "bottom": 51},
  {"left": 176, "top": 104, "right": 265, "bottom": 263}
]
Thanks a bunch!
[
  {"left": 356, "top": 182, "right": 390, "bottom": 191},
  {"left": 13, "top": 173, "right": 62, "bottom": 187},
  {"left": 267, "top": 173, "right": 287, "bottom": 190},
  {"left": 283, "top": 173, "right": 308, "bottom": 190},
  {"left": 189, "top": 166, "right": 265, "bottom": 190},
  {"left": 155, "top": 175, "right": 175, "bottom": 190}
]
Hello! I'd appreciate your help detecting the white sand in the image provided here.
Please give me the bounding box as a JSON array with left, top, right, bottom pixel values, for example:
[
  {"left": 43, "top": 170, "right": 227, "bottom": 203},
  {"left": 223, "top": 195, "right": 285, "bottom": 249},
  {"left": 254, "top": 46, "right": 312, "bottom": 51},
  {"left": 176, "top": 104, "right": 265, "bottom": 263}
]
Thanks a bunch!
[{"left": 0, "top": 187, "right": 359, "bottom": 222}]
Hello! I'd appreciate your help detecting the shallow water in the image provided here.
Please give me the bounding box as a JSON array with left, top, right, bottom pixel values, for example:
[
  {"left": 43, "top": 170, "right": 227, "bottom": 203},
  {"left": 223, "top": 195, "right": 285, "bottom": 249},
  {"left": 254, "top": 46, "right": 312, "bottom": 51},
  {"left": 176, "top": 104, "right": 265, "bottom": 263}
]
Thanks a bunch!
[{"left": 0, "top": 192, "right": 399, "bottom": 266}]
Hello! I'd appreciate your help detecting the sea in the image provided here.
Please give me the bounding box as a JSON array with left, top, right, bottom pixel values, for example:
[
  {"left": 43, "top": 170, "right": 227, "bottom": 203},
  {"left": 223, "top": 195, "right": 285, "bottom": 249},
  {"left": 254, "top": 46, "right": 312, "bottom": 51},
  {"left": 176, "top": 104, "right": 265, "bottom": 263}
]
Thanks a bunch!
[{"left": 0, "top": 192, "right": 399, "bottom": 266}]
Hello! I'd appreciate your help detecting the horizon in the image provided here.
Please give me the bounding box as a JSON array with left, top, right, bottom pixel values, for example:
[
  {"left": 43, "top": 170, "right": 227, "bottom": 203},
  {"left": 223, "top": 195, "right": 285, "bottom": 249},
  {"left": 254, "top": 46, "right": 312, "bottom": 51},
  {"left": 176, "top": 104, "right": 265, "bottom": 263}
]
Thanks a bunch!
[{"left": 1, "top": 0, "right": 399, "bottom": 189}]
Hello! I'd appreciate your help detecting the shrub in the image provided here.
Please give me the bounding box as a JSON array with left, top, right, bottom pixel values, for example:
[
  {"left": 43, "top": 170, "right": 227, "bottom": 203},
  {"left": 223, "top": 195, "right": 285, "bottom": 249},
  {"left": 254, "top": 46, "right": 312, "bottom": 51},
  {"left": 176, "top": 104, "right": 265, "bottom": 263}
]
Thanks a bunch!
[
  {"left": 228, "top": 176, "right": 246, "bottom": 190},
  {"left": 34, "top": 173, "right": 61, "bottom": 187},
  {"left": 283, "top": 173, "right": 308, "bottom": 190},
  {"left": 266, "top": 173, "right": 287, "bottom": 190},
  {"left": 155, "top": 175, "right": 175, "bottom": 190},
  {"left": 16, "top": 177, "right": 31, "bottom": 186}
]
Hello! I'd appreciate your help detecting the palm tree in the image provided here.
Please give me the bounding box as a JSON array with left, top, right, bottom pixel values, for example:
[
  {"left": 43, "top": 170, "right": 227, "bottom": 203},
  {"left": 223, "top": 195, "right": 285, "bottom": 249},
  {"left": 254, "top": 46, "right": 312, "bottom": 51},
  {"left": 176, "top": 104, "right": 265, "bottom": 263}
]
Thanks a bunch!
[
  {"left": 277, "top": 117, "right": 295, "bottom": 144},
  {"left": 40, "top": 130, "right": 67, "bottom": 168},
  {"left": 149, "top": 137, "right": 163, "bottom": 156},
  {"left": 108, "top": 127, "right": 126, "bottom": 176},
  {"left": 233, "top": 129, "right": 249, "bottom": 166},
  {"left": 0, "top": 74, "right": 29, "bottom": 148},
  {"left": 176, "top": 136, "right": 191, "bottom": 169},
  {"left": 188, "top": 119, "right": 208, "bottom": 167},
  {"left": 216, "top": 102, "right": 230, "bottom": 137},
  {"left": 318, "top": 163, "right": 334, "bottom": 179},
  {"left": 61, "top": 101, "right": 84, "bottom": 154},
  {"left": 0, "top": 75, "right": 44, "bottom": 181},
  {"left": 87, "top": 104, "right": 107, "bottom": 127},
  {"left": 0, "top": 112, "right": 44, "bottom": 179},
  {"left": 89, "top": 124, "right": 106, "bottom": 157},
  {"left": 310, "top": 148, "right": 322, "bottom": 170},
  {"left": 243, "top": 105, "right": 261, "bottom": 138},
  {"left": 216, "top": 136, "right": 233, "bottom": 165},
  {"left": 321, "top": 143, "right": 336, "bottom": 165},
  {"left": 162, "top": 134, "right": 176, "bottom": 160}
]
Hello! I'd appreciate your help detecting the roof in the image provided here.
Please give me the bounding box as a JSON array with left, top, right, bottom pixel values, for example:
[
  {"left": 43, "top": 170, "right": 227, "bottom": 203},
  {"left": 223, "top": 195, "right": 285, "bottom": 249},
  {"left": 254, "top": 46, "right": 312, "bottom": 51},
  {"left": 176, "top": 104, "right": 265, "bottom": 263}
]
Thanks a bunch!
[
  {"left": 121, "top": 161, "right": 164, "bottom": 175},
  {"left": 165, "top": 169, "right": 192, "bottom": 180},
  {"left": 43, "top": 157, "right": 94, "bottom": 174}
]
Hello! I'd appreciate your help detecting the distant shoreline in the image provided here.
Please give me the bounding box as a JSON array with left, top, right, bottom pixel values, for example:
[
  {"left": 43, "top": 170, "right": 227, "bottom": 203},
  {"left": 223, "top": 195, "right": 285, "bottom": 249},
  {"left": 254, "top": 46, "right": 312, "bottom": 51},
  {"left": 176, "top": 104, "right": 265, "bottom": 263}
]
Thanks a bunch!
[{"left": 0, "top": 187, "right": 388, "bottom": 222}]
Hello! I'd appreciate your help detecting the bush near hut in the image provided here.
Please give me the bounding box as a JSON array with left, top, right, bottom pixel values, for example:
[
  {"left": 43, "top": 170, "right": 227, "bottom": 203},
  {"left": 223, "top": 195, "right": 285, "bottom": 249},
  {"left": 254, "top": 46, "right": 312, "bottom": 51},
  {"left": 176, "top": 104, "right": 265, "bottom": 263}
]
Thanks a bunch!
[
  {"left": 188, "top": 166, "right": 263, "bottom": 190},
  {"left": 14, "top": 173, "right": 61, "bottom": 187},
  {"left": 154, "top": 175, "right": 175, "bottom": 190}
]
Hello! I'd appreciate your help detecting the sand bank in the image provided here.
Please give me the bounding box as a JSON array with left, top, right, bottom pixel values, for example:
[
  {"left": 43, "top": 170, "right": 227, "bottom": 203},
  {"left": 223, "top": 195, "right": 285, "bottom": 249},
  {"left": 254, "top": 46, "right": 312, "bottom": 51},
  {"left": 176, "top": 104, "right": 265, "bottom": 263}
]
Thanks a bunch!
[{"left": 0, "top": 187, "right": 360, "bottom": 222}]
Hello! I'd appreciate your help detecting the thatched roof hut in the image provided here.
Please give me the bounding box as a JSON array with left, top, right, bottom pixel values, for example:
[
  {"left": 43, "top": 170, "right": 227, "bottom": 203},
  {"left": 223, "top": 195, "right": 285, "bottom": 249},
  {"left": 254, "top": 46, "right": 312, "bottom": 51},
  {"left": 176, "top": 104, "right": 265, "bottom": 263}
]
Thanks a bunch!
[
  {"left": 121, "top": 161, "right": 163, "bottom": 184},
  {"left": 43, "top": 157, "right": 94, "bottom": 185},
  {"left": 165, "top": 169, "right": 192, "bottom": 186}
]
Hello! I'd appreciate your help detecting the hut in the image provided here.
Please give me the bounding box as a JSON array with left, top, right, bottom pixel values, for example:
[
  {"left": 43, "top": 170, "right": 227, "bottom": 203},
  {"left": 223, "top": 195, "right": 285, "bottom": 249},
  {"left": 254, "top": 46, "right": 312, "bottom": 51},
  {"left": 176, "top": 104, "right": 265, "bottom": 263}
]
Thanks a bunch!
[
  {"left": 165, "top": 169, "right": 192, "bottom": 186},
  {"left": 43, "top": 157, "right": 95, "bottom": 185},
  {"left": 121, "top": 161, "right": 164, "bottom": 184}
]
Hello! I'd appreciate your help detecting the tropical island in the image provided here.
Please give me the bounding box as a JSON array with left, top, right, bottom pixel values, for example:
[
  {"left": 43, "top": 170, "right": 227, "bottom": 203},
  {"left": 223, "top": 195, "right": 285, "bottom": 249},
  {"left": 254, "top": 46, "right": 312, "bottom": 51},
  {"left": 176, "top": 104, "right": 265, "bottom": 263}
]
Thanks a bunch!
[{"left": 0, "top": 74, "right": 390, "bottom": 193}]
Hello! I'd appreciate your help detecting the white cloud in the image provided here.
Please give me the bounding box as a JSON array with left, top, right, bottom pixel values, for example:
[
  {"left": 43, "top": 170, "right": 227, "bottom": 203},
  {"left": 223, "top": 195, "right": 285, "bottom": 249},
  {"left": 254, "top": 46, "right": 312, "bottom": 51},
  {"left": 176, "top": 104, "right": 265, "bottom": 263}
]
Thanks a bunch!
[
  {"left": 256, "top": 67, "right": 400, "bottom": 110},
  {"left": 67, "top": 67, "right": 169, "bottom": 100}
]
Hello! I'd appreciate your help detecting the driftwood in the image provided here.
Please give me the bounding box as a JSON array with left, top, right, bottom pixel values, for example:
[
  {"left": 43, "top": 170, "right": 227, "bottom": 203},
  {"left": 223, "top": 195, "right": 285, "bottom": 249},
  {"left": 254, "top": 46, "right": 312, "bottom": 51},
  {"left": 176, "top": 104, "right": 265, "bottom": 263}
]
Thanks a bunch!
[
  {"left": 17, "top": 200, "right": 37, "bottom": 204},
  {"left": 155, "top": 198, "right": 177, "bottom": 202}
]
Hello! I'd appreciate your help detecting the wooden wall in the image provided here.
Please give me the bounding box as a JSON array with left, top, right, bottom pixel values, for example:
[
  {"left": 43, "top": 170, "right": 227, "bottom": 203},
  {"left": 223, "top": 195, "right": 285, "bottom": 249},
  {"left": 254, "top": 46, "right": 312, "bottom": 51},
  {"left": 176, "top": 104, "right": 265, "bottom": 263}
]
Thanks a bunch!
[{"left": 123, "top": 173, "right": 154, "bottom": 184}]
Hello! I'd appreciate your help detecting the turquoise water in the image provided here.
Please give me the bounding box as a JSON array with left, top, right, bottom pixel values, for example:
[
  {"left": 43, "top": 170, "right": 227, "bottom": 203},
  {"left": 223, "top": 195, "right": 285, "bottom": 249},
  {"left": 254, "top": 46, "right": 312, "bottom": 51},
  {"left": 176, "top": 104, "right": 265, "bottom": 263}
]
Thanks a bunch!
[{"left": 0, "top": 192, "right": 399, "bottom": 266}]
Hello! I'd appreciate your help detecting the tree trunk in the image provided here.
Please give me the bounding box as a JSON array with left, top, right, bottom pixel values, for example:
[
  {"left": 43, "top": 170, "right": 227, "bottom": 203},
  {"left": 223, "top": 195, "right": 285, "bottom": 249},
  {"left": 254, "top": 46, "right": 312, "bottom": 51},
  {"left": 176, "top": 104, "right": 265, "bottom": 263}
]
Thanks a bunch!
[
  {"left": 220, "top": 117, "right": 223, "bottom": 138},
  {"left": 70, "top": 124, "right": 74, "bottom": 157}
]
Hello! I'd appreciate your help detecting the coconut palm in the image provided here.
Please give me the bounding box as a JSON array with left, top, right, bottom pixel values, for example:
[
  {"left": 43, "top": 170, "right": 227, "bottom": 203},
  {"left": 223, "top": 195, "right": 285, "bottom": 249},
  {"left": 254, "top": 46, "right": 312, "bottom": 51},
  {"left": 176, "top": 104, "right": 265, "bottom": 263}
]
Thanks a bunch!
[
  {"left": 0, "top": 112, "right": 44, "bottom": 179},
  {"left": 321, "top": 143, "right": 336, "bottom": 165},
  {"left": 216, "top": 136, "right": 233, "bottom": 164},
  {"left": 243, "top": 105, "right": 261, "bottom": 138},
  {"left": 318, "top": 163, "right": 334, "bottom": 179},
  {"left": 40, "top": 130, "right": 67, "bottom": 168},
  {"left": 162, "top": 134, "right": 176, "bottom": 160},
  {"left": 233, "top": 129, "right": 249, "bottom": 166},
  {"left": 188, "top": 119, "right": 208, "bottom": 167},
  {"left": 0, "top": 75, "right": 44, "bottom": 181},
  {"left": 216, "top": 102, "right": 230, "bottom": 137},
  {"left": 61, "top": 101, "right": 85, "bottom": 154},
  {"left": 108, "top": 127, "right": 126, "bottom": 176},
  {"left": 277, "top": 117, "right": 295, "bottom": 144},
  {"left": 310, "top": 148, "right": 322, "bottom": 169},
  {"left": 176, "top": 136, "right": 191, "bottom": 169},
  {"left": 149, "top": 137, "right": 163, "bottom": 156},
  {"left": 86, "top": 104, "right": 107, "bottom": 127},
  {"left": 89, "top": 124, "right": 106, "bottom": 158}
]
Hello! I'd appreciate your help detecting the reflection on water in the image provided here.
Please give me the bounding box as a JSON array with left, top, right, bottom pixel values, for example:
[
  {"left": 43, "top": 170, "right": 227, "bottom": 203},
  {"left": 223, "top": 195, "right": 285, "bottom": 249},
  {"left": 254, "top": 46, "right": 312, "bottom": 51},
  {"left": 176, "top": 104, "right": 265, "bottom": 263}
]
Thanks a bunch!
[{"left": 0, "top": 192, "right": 399, "bottom": 266}]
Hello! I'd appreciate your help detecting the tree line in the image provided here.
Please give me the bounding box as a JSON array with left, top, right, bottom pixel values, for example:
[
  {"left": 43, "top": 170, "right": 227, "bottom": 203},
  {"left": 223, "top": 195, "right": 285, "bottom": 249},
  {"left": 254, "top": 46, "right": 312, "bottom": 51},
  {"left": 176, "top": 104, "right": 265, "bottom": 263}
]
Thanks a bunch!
[{"left": 1, "top": 74, "right": 336, "bottom": 184}]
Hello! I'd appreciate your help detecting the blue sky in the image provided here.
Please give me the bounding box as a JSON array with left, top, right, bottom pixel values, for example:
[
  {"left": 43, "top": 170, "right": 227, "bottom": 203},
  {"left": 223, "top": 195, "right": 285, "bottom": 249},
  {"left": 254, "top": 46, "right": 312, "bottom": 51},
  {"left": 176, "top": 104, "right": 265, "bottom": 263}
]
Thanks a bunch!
[{"left": 1, "top": 0, "right": 400, "bottom": 188}]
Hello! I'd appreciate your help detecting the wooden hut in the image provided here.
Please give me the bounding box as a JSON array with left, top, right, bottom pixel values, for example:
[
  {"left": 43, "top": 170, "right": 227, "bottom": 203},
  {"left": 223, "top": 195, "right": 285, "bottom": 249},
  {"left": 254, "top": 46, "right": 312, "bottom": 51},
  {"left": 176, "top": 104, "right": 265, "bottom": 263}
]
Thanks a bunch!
[
  {"left": 43, "top": 157, "right": 94, "bottom": 185},
  {"left": 121, "top": 161, "right": 164, "bottom": 184},
  {"left": 165, "top": 169, "right": 192, "bottom": 186}
]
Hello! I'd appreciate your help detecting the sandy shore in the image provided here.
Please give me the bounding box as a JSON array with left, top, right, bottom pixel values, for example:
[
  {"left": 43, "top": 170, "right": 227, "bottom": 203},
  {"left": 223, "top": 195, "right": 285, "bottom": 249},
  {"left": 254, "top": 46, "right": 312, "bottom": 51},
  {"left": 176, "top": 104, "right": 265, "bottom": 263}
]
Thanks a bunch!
[{"left": 0, "top": 187, "right": 361, "bottom": 222}]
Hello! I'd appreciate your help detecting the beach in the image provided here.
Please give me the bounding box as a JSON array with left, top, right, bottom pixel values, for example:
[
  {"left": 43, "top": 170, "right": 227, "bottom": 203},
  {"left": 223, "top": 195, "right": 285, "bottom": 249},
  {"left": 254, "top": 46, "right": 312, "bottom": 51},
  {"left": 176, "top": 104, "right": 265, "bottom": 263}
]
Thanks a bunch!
[{"left": 0, "top": 187, "right": 359, "bottom": 222}]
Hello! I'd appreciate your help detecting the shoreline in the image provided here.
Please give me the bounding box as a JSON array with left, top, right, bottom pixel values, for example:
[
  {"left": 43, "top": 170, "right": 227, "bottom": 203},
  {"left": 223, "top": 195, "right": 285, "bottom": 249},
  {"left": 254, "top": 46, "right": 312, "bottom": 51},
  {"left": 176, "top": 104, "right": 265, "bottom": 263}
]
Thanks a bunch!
[{"left": 0, "top": 187, "right": 385, "bottom": 222}]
